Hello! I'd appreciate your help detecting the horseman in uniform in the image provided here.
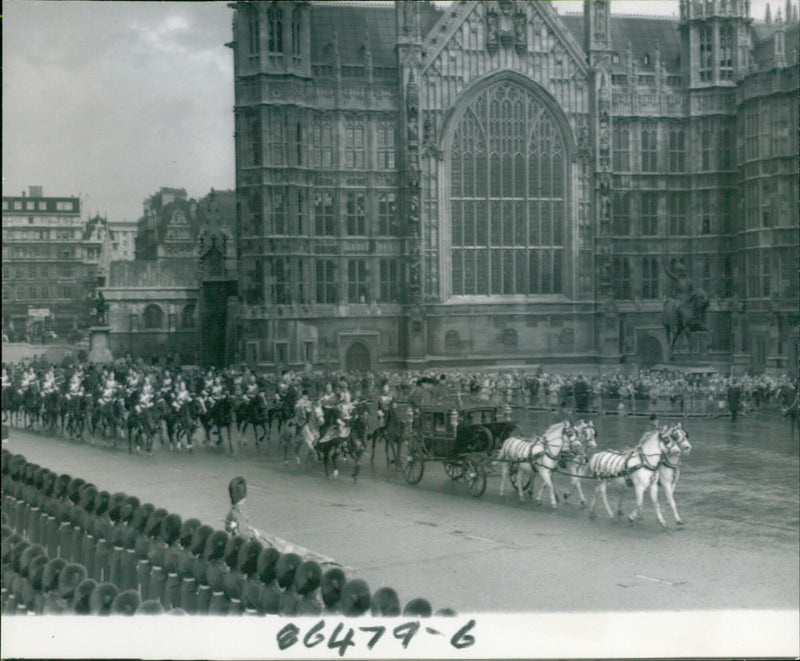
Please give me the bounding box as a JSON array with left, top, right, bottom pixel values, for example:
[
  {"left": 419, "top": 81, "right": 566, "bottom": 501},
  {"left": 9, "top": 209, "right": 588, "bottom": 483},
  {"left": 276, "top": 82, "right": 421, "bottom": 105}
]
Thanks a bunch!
[{"left": 662, "top": 257, "right": 711, "bottom": 354}]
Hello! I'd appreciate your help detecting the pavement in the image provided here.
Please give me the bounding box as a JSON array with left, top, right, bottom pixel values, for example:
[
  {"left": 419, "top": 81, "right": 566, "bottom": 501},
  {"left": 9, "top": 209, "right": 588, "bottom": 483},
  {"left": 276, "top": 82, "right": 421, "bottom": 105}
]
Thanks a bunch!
[{"left": 2, "top": 409, "right": 798, "bottom": 614}]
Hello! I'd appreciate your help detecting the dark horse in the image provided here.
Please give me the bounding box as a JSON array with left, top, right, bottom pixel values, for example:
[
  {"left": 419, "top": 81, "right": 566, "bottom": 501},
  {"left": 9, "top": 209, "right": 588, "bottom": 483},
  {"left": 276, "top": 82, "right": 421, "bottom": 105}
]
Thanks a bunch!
[
  {"left": 237, "top": 392, "right": 272, "bottom": 447},
  {"left": 662, "top": 294, "right": 710, "bottom": 354},
  {"left": 369, "top": 402, "right": 412, "bottom": 468},
  {"left": 317, "top": 410, "right": 366, "bottom": 482},
  {"left": 201, "top": 395, "right": 236, "bottom": 453}
]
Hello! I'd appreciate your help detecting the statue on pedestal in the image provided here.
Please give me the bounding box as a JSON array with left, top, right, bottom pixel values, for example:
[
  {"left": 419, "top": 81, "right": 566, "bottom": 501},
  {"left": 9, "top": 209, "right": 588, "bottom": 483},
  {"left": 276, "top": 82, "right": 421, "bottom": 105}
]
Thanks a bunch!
[
  {"left": 662, "top": 257, "right": 710, "bottom": 355},
  {"left": 94, "top": 291, "right": 108, "bottom": 326}
]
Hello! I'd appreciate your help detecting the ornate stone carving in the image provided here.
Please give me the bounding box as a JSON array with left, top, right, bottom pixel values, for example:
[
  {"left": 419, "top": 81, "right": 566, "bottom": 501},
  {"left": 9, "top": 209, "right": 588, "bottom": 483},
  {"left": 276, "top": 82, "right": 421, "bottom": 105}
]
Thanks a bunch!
[{"left": 486, "top": 1, "right": 527, "bottom": 54}]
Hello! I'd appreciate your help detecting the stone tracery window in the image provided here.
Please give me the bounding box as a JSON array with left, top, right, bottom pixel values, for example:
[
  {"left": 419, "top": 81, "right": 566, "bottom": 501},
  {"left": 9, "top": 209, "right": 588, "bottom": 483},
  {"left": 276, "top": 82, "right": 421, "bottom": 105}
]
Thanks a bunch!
[{"left": 450, "top": 82, "right": 566, "bottom": 296}]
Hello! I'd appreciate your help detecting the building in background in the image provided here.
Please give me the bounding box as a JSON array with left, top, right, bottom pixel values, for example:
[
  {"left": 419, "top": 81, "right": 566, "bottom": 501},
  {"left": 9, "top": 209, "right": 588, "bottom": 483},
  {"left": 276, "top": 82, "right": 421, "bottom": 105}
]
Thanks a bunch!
[
  {"left": 2, "top": 186, "right": 94, "bottom": 340},
  {"left": 229, "top": 0, "right": 798, "bottom": 373},
  {"left": 108, "top": 220, "right": 138, "bottom": 263}
]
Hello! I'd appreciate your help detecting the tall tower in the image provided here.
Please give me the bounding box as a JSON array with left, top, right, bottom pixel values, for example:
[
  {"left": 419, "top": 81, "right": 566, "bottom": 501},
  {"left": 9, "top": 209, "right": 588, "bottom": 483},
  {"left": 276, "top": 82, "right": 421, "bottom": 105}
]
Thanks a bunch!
[{"left": 679, "top": 0, "right": 753, "bottom": 86}]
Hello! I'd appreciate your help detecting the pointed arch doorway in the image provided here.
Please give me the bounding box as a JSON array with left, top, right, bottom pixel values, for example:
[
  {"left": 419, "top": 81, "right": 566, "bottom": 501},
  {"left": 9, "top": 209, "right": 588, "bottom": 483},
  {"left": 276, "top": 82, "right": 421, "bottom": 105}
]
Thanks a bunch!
[{"left": 345, "top": 341, "right": 372, "bottom": 372}]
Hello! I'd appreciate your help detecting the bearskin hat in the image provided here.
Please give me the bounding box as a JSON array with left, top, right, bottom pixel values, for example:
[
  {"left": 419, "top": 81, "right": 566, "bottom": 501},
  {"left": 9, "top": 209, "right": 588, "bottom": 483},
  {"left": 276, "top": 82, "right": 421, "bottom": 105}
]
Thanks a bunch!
[
  {"left": 370, "top": 587, "right": 401, "bottom": 617},
  {"left": 275, "top": 553, "right": 302, "bottom": 589},
  {"left": 67, "top": 477, "right": 86, "bottom": 504},
  {"left": 403, "top": 597, "right": 432, "bottom": 617},
  {"left": 144, "top": 508, "right": 168, "bottom": 539},
  {"left": 320, "top": 567, "right": 347, "bottom": 609},
  {"left": 93, "top": 490, "right": 110, "bottom": 516},
  {"left": 108, "top": 492, "right": 127, "bottom": 523},
  {"left": 256, "top": 546, "right": 281, "bottom": 585},
  {"left": 223, "top": 535, "right": 245, "bottom": 570},
  {"left": 293, "top": 561, "right": 322, "bottom": 597},
  {"left": 136, "top": 599, "right": 165, "bottom": 615},
  {"left": 190, "top": 524, "right": 213, "bottom": 556},
  {"left": 340, "top": 579, "right": 371, "bottom": 617},
  {"left": 19, "top": 544, "right": 46, "bottom": 578},
  {"left": 28, "top": 555, "right": 48, "bottom": 591},
  {"left": 110, "top": 589, "right": 141, "bottom": 615},
  {"left": 237, "top": 539, "right": 262, "bottom": 577},
  {"left": 79, "top": 484, "right": 98, "bottom": 512},
  {"left": 53, "top": 473, "right": 71, "bottom": 499},
  {"left": 42, "top": 557, "right": 68, "bottom": 592},
  {"left": 120, "top": 496, "right": 141, "bottom": 523},
  {"left": 130, "top": 503, "right": 155, "bottom": 533},
  {"left": 58, "top": 563, "right": 87, "bottom": 601},
  {"left": 204, "top": 530, "right": 228, "bottom": 562},
  {"left": 10, "top": 540, "right": 31, "bottom": 573},
  {"left": 72, "top": 578, "right": 97, "bottom": 615},
  {"left": 161, "top": 513, "right": 182, "bottom": 546},
  {"left": 178, "top": 518, "right": 201, "bottom": 549},
  {"left": 228, "top": 476, "right": 247, "bottom": 506},
  {"left": 89, "top": 582, "right": 119, "bottom": 615}
]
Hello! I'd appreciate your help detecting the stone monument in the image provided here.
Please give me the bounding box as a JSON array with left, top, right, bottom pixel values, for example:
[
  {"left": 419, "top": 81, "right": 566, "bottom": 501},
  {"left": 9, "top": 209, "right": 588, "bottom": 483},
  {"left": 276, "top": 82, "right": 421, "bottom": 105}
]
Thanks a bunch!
[{"left": 88, "top": 292, "right": 113, "bottom": 364}]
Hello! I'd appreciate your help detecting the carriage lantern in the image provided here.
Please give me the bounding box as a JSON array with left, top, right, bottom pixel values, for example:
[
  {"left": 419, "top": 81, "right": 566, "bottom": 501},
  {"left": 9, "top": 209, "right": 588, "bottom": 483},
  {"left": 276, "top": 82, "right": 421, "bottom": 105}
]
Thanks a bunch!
[
  {"left": 449, "top": 409, "right": 459, "bottom": 433},
  {"left": 502, "top": 404, "right": 512, "bottom": 422}
]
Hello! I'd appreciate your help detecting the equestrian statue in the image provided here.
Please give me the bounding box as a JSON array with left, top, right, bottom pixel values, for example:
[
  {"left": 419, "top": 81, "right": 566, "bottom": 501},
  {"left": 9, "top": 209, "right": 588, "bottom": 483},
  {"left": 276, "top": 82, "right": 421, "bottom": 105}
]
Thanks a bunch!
[{"left": 662, "top": 257, "right": 709, "bottom": 356}]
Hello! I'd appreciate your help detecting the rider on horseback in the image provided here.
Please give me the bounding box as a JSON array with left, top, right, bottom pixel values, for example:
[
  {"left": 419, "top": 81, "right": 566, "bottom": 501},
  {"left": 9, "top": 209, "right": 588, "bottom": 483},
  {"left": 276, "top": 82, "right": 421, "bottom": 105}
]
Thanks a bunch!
[
  {"left": 66, "top": 369, "right": 84, "bottom": 400},
  {"left": 664, "top": 257, "right": 709, "bottom": 332}
]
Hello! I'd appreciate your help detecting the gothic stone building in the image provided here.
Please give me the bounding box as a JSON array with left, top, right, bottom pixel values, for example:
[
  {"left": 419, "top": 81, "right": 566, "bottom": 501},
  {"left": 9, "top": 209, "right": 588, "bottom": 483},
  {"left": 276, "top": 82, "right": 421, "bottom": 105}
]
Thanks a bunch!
[{"left": 230, "top": 0, "right": 798, "bottom": 373}]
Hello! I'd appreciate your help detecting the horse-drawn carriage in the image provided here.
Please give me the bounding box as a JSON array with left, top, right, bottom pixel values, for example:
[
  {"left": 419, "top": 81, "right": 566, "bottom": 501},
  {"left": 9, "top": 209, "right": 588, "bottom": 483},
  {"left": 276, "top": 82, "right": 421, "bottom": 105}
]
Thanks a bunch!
[{"left": 400, "top": 397, "right": 517, "bottom": 497}]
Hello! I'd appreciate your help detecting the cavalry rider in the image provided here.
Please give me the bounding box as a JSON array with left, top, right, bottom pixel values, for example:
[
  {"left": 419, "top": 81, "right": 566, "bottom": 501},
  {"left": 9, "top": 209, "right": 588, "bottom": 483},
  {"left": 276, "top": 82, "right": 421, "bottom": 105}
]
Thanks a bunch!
[
  {"left": 41, "top": 367, "right": 58, "bottom": 397},
  {"left": 241, "top": 369, "right": 258, "bottom": 404},
  {"left": 210, "top": 375, "right": 224, "bottom": 404},
  {"left": 1, "top": 366, "right": 11, "bottom": 392},
  {"left": 99, "top": 370, "right": 118, "bottom": 406},
  {"left": 137, "top": 374, "right": 155, "bottom": 413},
  {"left": 66, "top": 367, "right": 84, "bottom": 401},
  {"left": 21, "top": 365, "right": 38, "bottom": 392},
  {"left": 335, "top": 383, "right": 355, "bottom": 440},
  {"left": 173, "top": 376, "right": 192, "bottom": 411},
  {"left": 376, "top": 383, "right": 394, "bottom": 429}
]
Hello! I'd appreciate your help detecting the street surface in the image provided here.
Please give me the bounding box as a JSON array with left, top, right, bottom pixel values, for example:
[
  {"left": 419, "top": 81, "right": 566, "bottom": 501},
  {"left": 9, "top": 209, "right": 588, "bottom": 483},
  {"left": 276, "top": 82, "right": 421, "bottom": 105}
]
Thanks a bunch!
[{"left": 3, "top": 409, "right": 798, "bottom": 613}]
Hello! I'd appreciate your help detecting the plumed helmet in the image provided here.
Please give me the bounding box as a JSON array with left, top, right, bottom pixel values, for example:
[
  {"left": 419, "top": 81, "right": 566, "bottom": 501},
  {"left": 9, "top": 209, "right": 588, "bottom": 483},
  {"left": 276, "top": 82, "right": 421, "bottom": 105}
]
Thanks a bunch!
[
  {"left": 120, "top": 496, "right": 141, "bottom": 523},
  {"left": 275, "top": 553, "right": 302, "bottom": 589},
  {"left": 179, "top": 518, "right": 201, "bottom": 549},
  {"left": 190, "top": 524, "right": 214, "bottom": 555},
  {"left": 130, "top": 503, "right": 155, "bottom": 533},
  {"left": 256, "top": 546, "right": 281, "bottom": 585},
  {"left": 320, "top": 567, "right": 347, "bottom": 609},
  {"left": 340, "top": 579, "right": 371, "bottom": 617},
  {"left": 42, "top": 557, "right": 69, "bottom": 592},
  {"left": 370, "top": 587, "right": 401, "bottom": 616},
  {"left": 293, "top": 561, "right": 322, "bottom": 596},
  {"left": 237, "top": 539, "right": 263, "bottom": 576},
  {"left": 144, "top": 508, "right": 168, "bottom": 539},
  {"left": 228, "top": 476, "right": 247, "bottom": 506},
  {"left": 161, "top": 513, "right": 182, "bottom": 545},
  {"left": 204, "top": 530, "right": 228, "bottom": 562},
  {"left": 110, "top": 590, "right": 141, "bottom": 615},
  {"left": 93, "top": 490, "right": 110, "bottom": 516},
  {"left": 58, "top": 563, "right": 87, "bottom": 601},
  {"left": 71, "top": 578, "right": 97, "bottom": 614},
  {"left": 108, "top": 492, "right": 128, "bottom": 523},
  {"left": 89, "top": 582, "right": 119, "bottom": 615},
  {"left": 223, "top": 535, "right": 246, "bottom": 570},
  {"left": 28, "top": 555, "right": 49, "bottom": 591},
  {"left": 403, "top": 597, "right": 432, "bottom": 617}
]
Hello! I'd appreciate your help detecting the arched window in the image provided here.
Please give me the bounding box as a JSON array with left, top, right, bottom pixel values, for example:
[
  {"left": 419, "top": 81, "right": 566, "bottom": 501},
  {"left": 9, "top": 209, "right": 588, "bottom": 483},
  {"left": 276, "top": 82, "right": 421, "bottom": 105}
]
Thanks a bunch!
[
  {"left": 182, "top": 303, "right": 196, "bottom": 329},
  {"left": 143, "top": 304, "right": 163, "bottom": 330},
  {"left": 267, "top": 4, "right": 283, "bottom": 53},
  {"left": 449, "top": 81, "right": 567, "bottom": 296}
]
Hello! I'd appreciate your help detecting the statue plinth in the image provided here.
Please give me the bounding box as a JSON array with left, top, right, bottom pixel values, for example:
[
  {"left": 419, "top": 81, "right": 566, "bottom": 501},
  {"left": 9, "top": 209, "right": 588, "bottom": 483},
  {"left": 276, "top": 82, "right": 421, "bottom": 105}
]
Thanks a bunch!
[{"left": 88, "top": 326, "right": 113, "bottom": 364}]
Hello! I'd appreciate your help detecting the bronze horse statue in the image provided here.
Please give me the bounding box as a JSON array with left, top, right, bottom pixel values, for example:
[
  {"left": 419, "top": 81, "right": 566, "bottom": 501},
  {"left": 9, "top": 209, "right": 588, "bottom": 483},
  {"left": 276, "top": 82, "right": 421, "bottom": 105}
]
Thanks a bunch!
[{"left": 662, "top": 258, "right": 710, "bottom": 354}]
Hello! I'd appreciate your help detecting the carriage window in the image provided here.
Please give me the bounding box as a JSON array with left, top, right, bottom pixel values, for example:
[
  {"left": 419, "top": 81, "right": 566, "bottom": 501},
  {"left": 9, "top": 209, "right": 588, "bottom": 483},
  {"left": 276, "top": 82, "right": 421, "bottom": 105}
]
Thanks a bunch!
[{"left": 434, "top": 413, "right": 446, "bottom": 433}]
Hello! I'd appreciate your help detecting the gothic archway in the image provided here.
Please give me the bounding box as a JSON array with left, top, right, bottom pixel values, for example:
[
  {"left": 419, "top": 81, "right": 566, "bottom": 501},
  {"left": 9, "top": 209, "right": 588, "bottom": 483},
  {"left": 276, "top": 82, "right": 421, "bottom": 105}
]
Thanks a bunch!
[
  {"left": 637, "top": 334, "right": 663, "bottom": 369},
  {"left": 445, "top": 74, "right": 571, "bottom": 299},
  {"left": 344, "top": 341, "right": 372, "bottom": 372}
]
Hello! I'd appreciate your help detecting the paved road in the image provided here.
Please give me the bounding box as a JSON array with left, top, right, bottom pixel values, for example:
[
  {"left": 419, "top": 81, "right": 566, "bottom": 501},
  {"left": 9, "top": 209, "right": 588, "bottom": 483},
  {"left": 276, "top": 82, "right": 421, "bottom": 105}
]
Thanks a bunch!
[{"left": 3, "top": 409, "right": 798, "bottom": 613}]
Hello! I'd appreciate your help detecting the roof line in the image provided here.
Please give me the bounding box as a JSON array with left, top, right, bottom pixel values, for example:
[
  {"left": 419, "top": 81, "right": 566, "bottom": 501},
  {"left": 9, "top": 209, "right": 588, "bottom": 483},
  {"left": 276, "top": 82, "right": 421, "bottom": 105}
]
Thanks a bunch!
[{"left": 561, "top": 11, "right": 679, "bottom": 20}]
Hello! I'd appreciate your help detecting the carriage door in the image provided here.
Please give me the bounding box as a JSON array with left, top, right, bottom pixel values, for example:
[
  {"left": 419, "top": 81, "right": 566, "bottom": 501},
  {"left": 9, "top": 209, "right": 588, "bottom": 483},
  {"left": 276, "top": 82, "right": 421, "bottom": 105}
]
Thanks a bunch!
[{"left": 345, "top": 342, "right": 371, "bottom": 372}]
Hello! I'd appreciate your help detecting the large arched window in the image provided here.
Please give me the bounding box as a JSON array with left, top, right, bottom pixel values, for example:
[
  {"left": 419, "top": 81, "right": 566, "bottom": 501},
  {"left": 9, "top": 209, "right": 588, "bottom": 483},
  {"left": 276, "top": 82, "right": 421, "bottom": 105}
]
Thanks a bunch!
[
  {"left": 143, "top": 304, "right": 163, "bottom": 330},
  {"left": 450, "top": 81, "right": 567, "bottom": 296}
]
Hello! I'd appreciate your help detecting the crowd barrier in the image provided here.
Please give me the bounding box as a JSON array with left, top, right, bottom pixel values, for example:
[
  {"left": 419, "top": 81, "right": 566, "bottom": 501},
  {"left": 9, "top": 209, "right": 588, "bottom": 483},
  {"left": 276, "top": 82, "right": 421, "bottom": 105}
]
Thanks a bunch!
[{"left": 1, "top": 451, "right": 447, "bottom": 617}]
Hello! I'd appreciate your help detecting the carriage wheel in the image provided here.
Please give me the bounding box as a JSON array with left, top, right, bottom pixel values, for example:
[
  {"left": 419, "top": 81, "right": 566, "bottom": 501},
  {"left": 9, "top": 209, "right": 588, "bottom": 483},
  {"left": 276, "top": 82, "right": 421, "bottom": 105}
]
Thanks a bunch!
[
  {"left": 444, "top": 462, "right": 464, "bottom": 480},
  {"left": 509, "top": 463, "right": 531, "bottom": 492},
  {"left": 402, "top": 453, "right": 425, "bottom": 485},
  {"left": 471, "top": 426, "right": 494, "bottom": 453},
  {"left": 464, "top": 458, "right": 487, "bottom": 497}
]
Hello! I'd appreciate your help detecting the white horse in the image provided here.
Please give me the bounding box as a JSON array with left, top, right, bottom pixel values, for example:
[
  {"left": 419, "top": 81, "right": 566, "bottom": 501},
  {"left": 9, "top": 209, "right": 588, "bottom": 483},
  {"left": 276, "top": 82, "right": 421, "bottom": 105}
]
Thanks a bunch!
[
  {"left": 656, "top": 423, "right": 692, "bottom": 525},
  {"left": 497, "top": 421, "right": 577, "bottom": 507},
  {"left": 587, "top": 423, "right": 690, "bottom": 527},
  {"left": 555, "top": 420, "right": 598, "bottom": 507}
]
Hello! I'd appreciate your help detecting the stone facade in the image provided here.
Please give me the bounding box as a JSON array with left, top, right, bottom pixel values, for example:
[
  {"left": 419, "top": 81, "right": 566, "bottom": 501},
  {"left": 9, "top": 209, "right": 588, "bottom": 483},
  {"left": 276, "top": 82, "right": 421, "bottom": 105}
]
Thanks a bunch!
[{"left": 229, "top": 0, "right": 798, "bottom": 373}]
